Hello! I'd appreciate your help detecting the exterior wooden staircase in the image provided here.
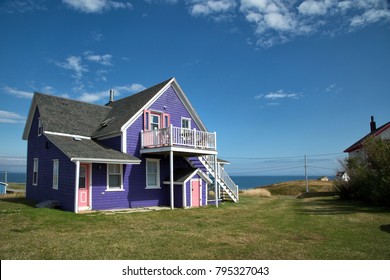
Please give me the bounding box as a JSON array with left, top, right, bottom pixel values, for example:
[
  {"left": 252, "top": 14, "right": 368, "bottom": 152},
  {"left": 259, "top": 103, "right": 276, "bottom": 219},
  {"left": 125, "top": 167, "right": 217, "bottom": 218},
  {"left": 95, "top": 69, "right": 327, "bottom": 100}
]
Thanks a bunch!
[{"left": 186, "top": 156, "right": 239, "bottom": 203}]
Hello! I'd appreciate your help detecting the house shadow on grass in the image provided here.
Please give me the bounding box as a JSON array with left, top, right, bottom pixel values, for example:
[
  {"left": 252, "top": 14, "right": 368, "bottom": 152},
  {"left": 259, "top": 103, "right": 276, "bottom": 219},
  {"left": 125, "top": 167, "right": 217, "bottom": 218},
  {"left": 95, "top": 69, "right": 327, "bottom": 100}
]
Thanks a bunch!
[
  {"left": 380, "top": 224, "right": 390, "bottom": 234},
  {"left": 0, "top": 194, "right": 36, "bottom": 208},
  {"left": 295, "top": 195, "right": 390, "bottom": 216}
]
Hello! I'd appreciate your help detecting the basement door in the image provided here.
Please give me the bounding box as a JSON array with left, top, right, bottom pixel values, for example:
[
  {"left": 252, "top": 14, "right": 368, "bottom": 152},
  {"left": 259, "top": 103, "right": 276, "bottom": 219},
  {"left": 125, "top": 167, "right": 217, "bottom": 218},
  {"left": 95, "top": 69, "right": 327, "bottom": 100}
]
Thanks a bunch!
[
  {"left": 191, "top": 179, "right": 201, "bottom": 207},
  {"left": 78, "top": 164, "right": 90, "bottom": 210}
]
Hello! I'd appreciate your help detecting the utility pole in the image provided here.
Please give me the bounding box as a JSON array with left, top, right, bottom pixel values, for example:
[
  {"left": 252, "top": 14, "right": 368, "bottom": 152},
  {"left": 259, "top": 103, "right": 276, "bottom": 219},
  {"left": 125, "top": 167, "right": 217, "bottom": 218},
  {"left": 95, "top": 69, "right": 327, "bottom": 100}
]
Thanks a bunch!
[{"left": 304, "top": 155, "right": 309, "bottom": 193}]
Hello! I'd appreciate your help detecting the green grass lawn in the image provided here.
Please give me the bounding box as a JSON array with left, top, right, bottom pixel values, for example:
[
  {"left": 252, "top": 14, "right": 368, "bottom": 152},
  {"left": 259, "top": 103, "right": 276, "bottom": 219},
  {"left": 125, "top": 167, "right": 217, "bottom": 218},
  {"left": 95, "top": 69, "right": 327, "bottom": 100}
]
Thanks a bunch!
[{"left": 1, "top": 193, "right": 389, "bottom": 260}]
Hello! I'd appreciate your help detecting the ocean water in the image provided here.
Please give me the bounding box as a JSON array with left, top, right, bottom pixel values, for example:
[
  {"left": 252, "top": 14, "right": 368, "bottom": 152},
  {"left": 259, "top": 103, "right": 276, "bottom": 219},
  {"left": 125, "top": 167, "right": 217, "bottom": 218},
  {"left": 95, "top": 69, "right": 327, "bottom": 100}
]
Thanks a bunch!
[
  {"left": 231, "top": 175, "right": 334, "bottom": 190},
  {"left": 0, "top": 172, "right": 26, "bottom": 183}
]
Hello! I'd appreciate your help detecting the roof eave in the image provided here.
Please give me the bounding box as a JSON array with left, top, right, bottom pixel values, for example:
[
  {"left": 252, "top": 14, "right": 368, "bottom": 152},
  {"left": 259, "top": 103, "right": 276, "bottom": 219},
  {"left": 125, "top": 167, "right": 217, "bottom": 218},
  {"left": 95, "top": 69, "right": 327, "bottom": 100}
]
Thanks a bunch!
[
  {"left": 22, "top": 93, "right": 38, "bottom": 140},
  {"left": 70, "top": 158, "right": 141, "bottom": 164}
]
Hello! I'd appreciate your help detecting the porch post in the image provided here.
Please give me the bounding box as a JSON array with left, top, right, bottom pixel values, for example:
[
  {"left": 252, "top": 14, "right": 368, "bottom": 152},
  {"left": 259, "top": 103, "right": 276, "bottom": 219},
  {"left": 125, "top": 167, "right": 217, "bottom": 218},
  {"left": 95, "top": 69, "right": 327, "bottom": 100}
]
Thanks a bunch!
[
  {"left": 214, "top": 154, "right": 218, "bottom": 208},
  {"left": 74, "top": 161, "right": 80, "bottom": 213},
  {"left": 170, "top": 150, "right": 174, "bottom": 210}
]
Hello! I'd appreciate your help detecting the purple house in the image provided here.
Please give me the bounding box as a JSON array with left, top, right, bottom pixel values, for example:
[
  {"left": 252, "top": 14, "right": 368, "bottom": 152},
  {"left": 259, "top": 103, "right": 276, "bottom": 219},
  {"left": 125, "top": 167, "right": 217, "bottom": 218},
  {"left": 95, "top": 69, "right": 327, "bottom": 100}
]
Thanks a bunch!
[{"left": 22, "top": 78, "right": 238, "bottom": 213}]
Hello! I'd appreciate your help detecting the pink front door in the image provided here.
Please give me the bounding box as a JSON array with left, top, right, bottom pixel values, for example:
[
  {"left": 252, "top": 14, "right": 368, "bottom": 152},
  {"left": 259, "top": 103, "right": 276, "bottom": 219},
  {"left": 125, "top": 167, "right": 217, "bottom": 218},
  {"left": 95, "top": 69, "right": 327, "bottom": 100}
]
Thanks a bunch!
[
  {"left": 191, "top": 180, "right": 201, "bottom": 207},
  {"left": 78, "top": 164, "right": 90, "bottom": 209}
]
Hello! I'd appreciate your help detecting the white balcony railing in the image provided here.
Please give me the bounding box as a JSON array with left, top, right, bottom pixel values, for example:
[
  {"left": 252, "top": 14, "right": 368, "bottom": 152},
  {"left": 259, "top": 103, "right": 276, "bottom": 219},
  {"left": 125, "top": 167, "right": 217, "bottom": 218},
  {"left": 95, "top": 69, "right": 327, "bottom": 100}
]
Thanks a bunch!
[{"left": 141, "top": 125, "right": 217, "bottom": 150}]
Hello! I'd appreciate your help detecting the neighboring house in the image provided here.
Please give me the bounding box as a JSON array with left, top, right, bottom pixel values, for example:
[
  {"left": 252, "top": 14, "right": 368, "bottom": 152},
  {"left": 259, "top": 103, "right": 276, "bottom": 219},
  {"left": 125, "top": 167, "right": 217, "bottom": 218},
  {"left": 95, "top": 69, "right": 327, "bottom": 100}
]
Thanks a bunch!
[
  {"left": 344, "top": 116, "right": 390, "bottom": 158},
  {"left": 336, "top": 172, "right": 349, "bottom": 182},
  {"left": 0, "top": 182, "right": 7, "bottom": 195},
  {"left": 22, "top": 78, "right": 238, "bottom": 213},
  {"left": 318, "top": 176, "right": 329, "bottom": 182}
]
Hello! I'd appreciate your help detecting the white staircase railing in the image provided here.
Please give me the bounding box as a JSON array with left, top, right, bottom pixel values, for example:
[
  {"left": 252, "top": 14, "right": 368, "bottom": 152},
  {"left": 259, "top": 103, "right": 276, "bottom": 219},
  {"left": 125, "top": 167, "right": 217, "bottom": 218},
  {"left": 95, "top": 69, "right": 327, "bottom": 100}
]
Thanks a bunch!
[{"left": 199, "top": 156, "right": 239, "bottom": 202}]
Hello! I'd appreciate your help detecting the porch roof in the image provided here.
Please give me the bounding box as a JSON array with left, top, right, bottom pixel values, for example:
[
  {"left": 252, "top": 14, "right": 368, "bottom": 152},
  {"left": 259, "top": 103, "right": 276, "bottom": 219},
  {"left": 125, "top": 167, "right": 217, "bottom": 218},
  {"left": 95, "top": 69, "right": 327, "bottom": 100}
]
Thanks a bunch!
[
  {"left": 46, "top": 134, "right": 141, "bottom": 164},
  {"left": 163, "top": 168, "right": 212, "bottom": 185}
]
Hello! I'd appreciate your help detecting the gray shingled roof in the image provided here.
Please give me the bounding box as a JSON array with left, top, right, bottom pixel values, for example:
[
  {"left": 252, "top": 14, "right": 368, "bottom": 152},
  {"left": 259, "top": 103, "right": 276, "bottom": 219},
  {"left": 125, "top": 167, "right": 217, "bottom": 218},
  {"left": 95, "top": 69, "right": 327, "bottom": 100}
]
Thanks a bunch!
[
  {"left": 34, "top": 93, "right": 111, "bottom": 137},
  {"left": 46, "top": 134, "right": 140, "bottom": 163},
  {"left": 92, "top": 78, "right": 172, "bottom": 137}
]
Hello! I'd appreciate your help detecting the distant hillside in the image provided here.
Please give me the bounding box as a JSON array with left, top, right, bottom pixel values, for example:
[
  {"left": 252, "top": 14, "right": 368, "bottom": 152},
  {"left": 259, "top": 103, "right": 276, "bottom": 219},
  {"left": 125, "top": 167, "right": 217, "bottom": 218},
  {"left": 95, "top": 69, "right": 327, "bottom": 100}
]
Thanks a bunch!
[{"left": 260, "top": 179, "right": 336, "bottom": 196}]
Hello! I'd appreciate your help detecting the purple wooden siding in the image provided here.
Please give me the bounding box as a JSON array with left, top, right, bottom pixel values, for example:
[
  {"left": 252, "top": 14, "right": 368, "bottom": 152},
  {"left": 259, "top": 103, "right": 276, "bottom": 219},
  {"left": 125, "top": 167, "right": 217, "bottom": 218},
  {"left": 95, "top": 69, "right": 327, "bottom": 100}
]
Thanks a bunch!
[
  {"left": 26, "top": 108, "right": 76, "bottom": 211},
  {"left": 99, "top": 136, "right": 121, "bottom": 152},
  {"left": 174, "top": 184, "right": 183, "bottom": 208},
  {"left": 121, "top": 85, "right": 203, "bottom": 209},
  {"left": 90, "top": 85, "right": 209, "bottom": 210},
  {"left": 148, "top": 86, "right": 200, "bottom": 130},
  {"left": 186, "top": 181, "right": 191, "bottom": 207}
]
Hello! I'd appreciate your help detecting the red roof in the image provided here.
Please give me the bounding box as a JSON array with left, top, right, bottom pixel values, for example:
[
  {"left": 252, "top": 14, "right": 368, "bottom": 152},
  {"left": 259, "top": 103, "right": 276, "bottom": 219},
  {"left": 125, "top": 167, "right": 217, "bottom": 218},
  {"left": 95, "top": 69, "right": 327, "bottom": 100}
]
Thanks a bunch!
[{"left": 344, "top": 121, "right": 390, "bottom": 153}]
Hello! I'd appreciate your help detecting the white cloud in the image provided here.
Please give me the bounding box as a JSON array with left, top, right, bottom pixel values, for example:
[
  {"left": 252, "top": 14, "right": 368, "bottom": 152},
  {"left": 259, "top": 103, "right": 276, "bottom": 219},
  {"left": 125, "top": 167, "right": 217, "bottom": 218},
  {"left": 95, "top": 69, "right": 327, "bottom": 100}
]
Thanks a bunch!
[
  {"left": 84, "top": 52, "right": 112, "bottom": 66},
  {"left": 56, "top": 56, "right": 88, "bottom": 79},
  {"left": 91, "top": 30, "right": 104, "bottom": 41},
  {"left": 189, "top": 0, "right": 237, "bottom": 19},
  {"left": 0, "top": 0, "right": 47, "bottom": 14},
  {"left": 3, "top": 86, "right": 33, "bottom": 99},
  {"left": 0, "top": 110, "right": 25, "bottom": 124},
  {"left": 62, "top": 0, "right": 133, "bottom": 14},
  {"left": 350, "top": 8, "right": 390, "bottom": 27},
  {"left": 78, "top": 83, "right": 146, "bottom": 103},
  {"left": 298, "top": 0, "right": 332, "bottom": 16},
  {"left": 255, "top": 90, "right": 302, "bottom": 107},
  {"left": 262, "top": 90, "right": 301, "bottom": 100},
  {"left": 238, "top": 0, "right": 390, "bottom": 48},
  {"left": 115, "top": 83, "right": 146, "bottom": 93}
]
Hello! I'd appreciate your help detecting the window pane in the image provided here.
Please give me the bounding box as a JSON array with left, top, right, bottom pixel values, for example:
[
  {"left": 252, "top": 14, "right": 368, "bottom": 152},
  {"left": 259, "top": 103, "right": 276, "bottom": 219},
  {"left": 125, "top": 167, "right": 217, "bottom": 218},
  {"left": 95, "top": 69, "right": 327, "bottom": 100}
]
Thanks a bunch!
[
  {"left": 182, "top": 119, "right": 190, "bottom": 129},
  {"left": 109, "top": 164, "right": 120, "bottom": 173},
  {"left": 79, "top": 166, "right": 86, "bottom": 189},
  {"left": 33, "top": 159, "right": 38, "bottom": 185},
  {"left": 151, "top": 114, "right": 160, "bottom": 130},
  {"left": 109, "top": 175, "right": 121, "bottom": 188},
  {"left": 147, "top": 161, "right": 157, "bottom": 173},
  {"left": 148, "top": 174, "right": 156, "bottom": 186},
  {"left": 53, "top": 160, "right": 59, "bottom": 189}
]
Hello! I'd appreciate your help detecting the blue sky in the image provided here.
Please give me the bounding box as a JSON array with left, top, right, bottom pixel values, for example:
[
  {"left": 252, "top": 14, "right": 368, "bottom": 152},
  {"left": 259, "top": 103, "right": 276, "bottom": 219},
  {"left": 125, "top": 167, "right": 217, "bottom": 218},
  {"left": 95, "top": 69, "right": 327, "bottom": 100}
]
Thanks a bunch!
[{"left": 0, "top": 0, "right": 389, "bottom": 176}]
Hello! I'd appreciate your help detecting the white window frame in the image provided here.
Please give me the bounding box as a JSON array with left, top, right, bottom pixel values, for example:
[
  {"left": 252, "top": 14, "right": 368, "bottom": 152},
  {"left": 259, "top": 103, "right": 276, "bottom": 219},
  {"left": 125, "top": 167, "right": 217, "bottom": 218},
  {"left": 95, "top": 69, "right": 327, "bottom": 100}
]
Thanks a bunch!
[
  {"left": 181, "top": 117, "right": 191, "bottom": 129},
  {"left": 38, "top": 118, "right": 43, "bottom": 136},
  {"left": 52, "top": 159, "right": 59, "bottom": 190},
  {"left": 106, "top": 164, "right": 123, "bottom": 191},
  {"left": 33, "top": 158, "right": 38, "bottom": 186},
  {"left": 150, "top": 113, "right": 160, "bottom": 130},
  {"left": 146, "top": 158, "right": 161, "bottom": 189}
]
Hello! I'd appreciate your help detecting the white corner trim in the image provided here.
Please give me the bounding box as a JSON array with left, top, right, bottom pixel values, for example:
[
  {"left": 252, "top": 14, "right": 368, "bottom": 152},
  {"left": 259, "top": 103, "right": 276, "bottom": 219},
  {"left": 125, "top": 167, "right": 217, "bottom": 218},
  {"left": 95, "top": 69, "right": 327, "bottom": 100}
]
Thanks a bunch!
[{"left": 121, "top": 130, "right": 127, "bottom": 153}]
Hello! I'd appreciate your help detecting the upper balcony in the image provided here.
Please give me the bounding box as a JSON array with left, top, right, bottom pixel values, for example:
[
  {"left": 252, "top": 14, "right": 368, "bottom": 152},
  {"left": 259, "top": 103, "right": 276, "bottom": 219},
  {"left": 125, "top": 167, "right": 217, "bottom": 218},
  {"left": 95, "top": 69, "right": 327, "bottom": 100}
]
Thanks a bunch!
[{"left": 140, "top": 125, "right": 217, "bottom": 155}]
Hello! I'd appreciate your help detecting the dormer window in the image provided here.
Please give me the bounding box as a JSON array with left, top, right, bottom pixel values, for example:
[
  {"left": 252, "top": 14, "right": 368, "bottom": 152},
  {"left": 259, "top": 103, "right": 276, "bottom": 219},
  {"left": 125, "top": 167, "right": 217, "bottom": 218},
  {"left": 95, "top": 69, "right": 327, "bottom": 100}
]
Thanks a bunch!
[{"left": 38, "top": 118, "right": 43, "bottom": 136}]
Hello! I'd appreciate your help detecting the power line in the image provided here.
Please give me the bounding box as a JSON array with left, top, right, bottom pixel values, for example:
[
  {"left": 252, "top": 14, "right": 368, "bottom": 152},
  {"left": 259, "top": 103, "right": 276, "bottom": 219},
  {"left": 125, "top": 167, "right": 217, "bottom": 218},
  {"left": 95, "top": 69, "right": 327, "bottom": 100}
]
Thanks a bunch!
[{"left": 223, "top": 152, "right": 345, "bottom": 160}]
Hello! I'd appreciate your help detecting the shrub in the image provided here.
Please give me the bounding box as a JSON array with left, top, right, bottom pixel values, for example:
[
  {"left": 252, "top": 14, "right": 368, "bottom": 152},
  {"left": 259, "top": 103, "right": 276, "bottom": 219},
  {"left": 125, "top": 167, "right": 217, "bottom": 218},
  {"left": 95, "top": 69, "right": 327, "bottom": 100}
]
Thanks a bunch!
[
  {"left": 336, "top": 136, "right": 390, "bottom": 206},
  {"left": 242, "top": 188, "right": 272, "bottom": 198}
]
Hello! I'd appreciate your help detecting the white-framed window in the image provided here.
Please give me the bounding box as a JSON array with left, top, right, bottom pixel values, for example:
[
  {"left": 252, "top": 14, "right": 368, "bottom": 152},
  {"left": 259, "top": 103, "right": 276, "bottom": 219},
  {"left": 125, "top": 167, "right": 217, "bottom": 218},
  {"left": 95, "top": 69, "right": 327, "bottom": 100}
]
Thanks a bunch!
[
  {"left": 52, "top": 159, "right": 59, "bottom": 190},
  {"left": 146, "top": 158, "right": 160, "bottom": 189},
  {"left": 181, "top": 117, "right": 191, "bottom": 129},
  {"left": 150, "top": 114, "right": 160, "bottom": 130},
  {"left": 38, "top": 118, "right": 43, "bottom": 136},
  {"left": 33, "top": 158, "right": 39, "bottom": 186},
  {"left": 107, "top": 164, "right": 123, "bottom": 191}
]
